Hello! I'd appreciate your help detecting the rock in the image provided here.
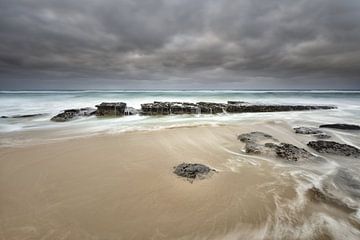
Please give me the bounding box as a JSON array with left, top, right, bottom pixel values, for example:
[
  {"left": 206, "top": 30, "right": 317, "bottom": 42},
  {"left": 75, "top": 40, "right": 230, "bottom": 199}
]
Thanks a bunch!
[
  {"left": 226, "top": 104, "right": 335, "bottom": 113},
  {"left": 273, "top": 143, "right": 314, "bottom": 162},
  {"left": 51, "top": 108, "right": 96, "bottom": 122},
  {"left": 96, "top": 102, "right": 126, "bottom": 116},
  {"left": 238, "top": 132, "right": 317, "bottom": 161},
  {"left": 238, "top": 132, "right": 278, "bottom": 154},
  {"left": 307, "top": 140, "right": 360, "bottom": 157},
  {"left": 319, "top": 124, "right": 360, "bottom": 130},
  {"left": 238, "top": 131, "right": 276, "bottom": 143},
  {"left": 294, "top": 127, "right": 323, "bottom": 135},
  {"left": 140, "top": 101, "right": 336, "bottom": 115},
  {"left": 196, "top": 102, "right": 227, "bottom": 114},
  {"left": 1, "top": 113, "right": 45, "bottom": 118},
  {"left": 227, "top": 101, "right": 247, "bottom": 104},
  {"left": 141, "top": 102, "right": 199, "bottom": 115},
  {"left": 173, "top": 163, "right": 215, "bottom": 180},
  {"left": 314, "top": 133, "right": 331, "bottom": 139}
]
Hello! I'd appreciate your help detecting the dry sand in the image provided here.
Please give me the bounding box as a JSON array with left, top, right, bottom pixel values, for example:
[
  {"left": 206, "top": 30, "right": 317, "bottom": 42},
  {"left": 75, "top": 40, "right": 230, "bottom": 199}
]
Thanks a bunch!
[{"left": 0, "top": 123, "right": 354, "bottom": 239}]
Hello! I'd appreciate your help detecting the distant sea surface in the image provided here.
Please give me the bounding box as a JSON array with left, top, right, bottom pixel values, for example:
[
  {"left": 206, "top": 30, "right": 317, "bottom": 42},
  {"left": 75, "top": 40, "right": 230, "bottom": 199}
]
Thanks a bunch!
[{"left": 0, "top": 90, "right": 360, "bottom": 144}]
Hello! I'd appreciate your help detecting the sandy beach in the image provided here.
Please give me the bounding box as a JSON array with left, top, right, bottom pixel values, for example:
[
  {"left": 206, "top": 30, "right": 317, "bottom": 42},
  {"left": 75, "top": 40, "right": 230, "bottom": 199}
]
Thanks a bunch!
[{"left": 1, "top": 121, "right": 359, "bottom": 239}]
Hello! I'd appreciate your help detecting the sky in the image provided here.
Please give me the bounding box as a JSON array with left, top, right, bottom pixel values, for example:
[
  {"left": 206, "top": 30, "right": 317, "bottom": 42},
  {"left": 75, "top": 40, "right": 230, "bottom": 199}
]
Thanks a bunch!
[{"left": 0, "top": 0, "right": 359, "bottom": 90}]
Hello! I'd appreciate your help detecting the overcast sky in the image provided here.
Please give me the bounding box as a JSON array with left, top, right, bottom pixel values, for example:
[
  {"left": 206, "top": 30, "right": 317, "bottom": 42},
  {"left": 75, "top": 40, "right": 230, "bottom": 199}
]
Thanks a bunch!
[{"left": 0, "top": 0, "right": 359, "bottom": 90}]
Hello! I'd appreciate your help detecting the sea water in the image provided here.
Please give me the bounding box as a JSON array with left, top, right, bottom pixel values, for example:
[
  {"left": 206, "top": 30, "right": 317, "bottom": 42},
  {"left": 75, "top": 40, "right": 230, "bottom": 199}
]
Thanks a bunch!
[{"left": 1, "top": 90, "right": 360, "bottom": 138}]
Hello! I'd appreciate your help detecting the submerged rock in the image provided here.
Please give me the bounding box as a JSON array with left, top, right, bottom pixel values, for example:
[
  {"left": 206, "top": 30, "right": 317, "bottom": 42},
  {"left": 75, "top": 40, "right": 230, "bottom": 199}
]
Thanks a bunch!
[
  {"left": 1, "top": 113, "right": 45, "bottom": 118},
  {"left": 238, "top": 131, "right": 276, "bottom": 143},
  {"left": 273, "top": 143, "right": 314, "bottom": 162},
  {"left": 173, "top": 163, "right": 215, "bottom": 180},
  {"left": 238, "top": 132, "right": 278, "bottom": 154},
  {"left": 319, "top": 123, "right": 360, "bottom": 130},
  {"left": 314, "top": 133, "right": 331, "bottom": 139},
  {"left": 51, "top": 108, "right": 96, "bottom": 122},
  {"left": 238, "top": 132, "right": 317, "bottom": 162},
  {"left": 96, "top": 102, "right": 126, "bottom": 116},
  {"left": 294, "top": 127, "right": 323, "bottom": 135},
  {"left": 307, "top": 140, "right": 360, "bottom": 157}
]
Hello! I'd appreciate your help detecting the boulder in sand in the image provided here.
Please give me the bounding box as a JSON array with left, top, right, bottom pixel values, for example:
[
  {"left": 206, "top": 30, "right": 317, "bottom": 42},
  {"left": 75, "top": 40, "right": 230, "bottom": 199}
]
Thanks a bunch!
[{"left": 173, "top": 163, "right": 215, "bottom": 181}]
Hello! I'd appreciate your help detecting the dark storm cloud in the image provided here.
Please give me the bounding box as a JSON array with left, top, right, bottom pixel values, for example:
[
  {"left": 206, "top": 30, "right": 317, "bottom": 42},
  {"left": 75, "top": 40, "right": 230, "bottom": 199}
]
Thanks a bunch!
[{"left": 0, "top": 0, "right": 359, "bottom": 89}]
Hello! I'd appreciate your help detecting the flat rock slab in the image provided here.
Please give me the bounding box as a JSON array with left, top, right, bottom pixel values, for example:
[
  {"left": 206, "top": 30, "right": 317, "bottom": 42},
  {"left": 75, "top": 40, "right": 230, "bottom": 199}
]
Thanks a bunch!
[
  {"left": 319, "top": 124, "right": 360, "bottom": 130},
  {"left": 173, "top": 163, "right": 215, "bottom": 181},
  {"left": 51, "top": 108, "right": 96, "bottom": 122},
  {"left": 307, "top": 140, "right": 360, "bottom": 158},
  {"left": 1, "top": 113, "right": 45, "bottom": 118},
  {"left": 96, "top": 102, "right": 127, "bottom": 116},
  {"left": 238, "top": 132, "right": 317, "bottom": 162},
  {"left": 294, "top": 127, "right": 323, "bottom": 135},
  {"left": 273, "top": 143, "right": 314, "bottom": 162},
  {"left": 140, "top": 101, "right": 336, "bottom": 115}
]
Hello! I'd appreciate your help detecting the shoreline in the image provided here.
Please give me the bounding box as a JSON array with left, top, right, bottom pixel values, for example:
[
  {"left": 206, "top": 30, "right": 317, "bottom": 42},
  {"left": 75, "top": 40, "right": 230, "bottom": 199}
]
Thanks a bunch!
[{"left": 1, "top": 123, "right": 359, "bottom": 239}]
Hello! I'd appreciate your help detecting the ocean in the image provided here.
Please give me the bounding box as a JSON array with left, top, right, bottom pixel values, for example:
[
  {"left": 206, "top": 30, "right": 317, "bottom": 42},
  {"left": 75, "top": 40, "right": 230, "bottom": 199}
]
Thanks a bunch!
[{"left": 1, "top": 90, "right": 360, "bottom": 141}]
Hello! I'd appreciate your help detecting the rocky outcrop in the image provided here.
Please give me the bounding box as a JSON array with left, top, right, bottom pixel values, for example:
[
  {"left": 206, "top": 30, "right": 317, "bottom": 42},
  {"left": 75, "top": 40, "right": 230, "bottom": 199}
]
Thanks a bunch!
[
  {"left": 238, "top": 132, "right": 317, "bottom": 162},
  {"left": 294, "top": 127, "right": 323, "bottom": 135},
  {"left": 307, "top": 141, "right": 360, "bottom": 157},
  {"left": 293, "top": 127, "right": 331, "bottom": 139},
  {"left": 51, "top": 108, "right": 96, "bottom": 122},
  {"left": 96, "top": 102, "right": 126, "bottom": 116},
  {"left": 319, "top": 124, "right": 360, "bottom": 130},
  {"left": 226, "top": 103, "right": 335, "bottom": 113},
  {"left": 238, "top": 131, "right": 278, "bottom": 154},
  {"left": 273, "top": 143, "right": 314, "bottom": 162},
  {"left": 141, "top": 102, "right": 199, "bottom": 115},
  {"left": 173, "top": 163, "right": 215, "bottom": 181},
  {"left": 140, "top": 101, "right": 336, "bottom": 115},
  {"left": 197, "top": 102, "right": 227, "bottom": 114}
]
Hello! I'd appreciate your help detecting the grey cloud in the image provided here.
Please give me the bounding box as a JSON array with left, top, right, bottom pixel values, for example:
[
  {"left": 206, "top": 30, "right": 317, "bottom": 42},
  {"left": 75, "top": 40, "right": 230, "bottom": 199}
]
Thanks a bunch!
[{"left": 0, "top": 0, "right": 359, "bottom": 89}]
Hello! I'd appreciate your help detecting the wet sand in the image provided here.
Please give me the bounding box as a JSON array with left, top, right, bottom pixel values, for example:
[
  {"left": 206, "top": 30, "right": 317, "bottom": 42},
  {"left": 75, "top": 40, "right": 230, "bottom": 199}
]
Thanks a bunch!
[{"left": 0, "top": 123, "right": 358, "bottom": 239}]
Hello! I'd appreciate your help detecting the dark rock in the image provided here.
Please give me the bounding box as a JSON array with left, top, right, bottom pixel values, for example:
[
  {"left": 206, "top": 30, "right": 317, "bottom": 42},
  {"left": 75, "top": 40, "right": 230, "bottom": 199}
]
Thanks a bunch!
[
  {"left": 96, "top": 102, "right": 126, "bottom": 116},
  {"left": 294, "top": 127, "right": 323, "bottom": 135},
  {"left": 51, "top": 108, "right": 96, "bottom": 122},
  {"left": 141, "top": 102, "right": 199, "bottom": 115},
  {"left": 319, "top": 124, "right": 360, "bottom": 130},
  {"left": 173, "top": 163, "right": 215, "bottom": 180},
  {"left": 307, "top": 141, "right": 360, "bottom": 157},
  {"left": 196, "top": 102, "right": 227, "bottom": 114},
  {"left": 238, "top": 132, "right": 319, "bottom": 162},
  {"left": 227, "top": 101, "right": 247, "bottom": 104},
  {"left": 1, "top": 113, "right": 45, "bottom": 118},
  {"left": 238, "top": 132, "right": 278, "bottom": 154},
  {"left": 273, "top": 143, "right": 314, "bottom": 162},
  {"left": 140, "top": 101, "right": 336, "bottom": 115},
  {"left": 226, "top": 104, "right": 335, "bottom": 113},
  {"left": 238, "top": 131, "right": 275, "bottom": 143},
  {"left": 314, "top": 133, "right": 331, "bottom": 139}
]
